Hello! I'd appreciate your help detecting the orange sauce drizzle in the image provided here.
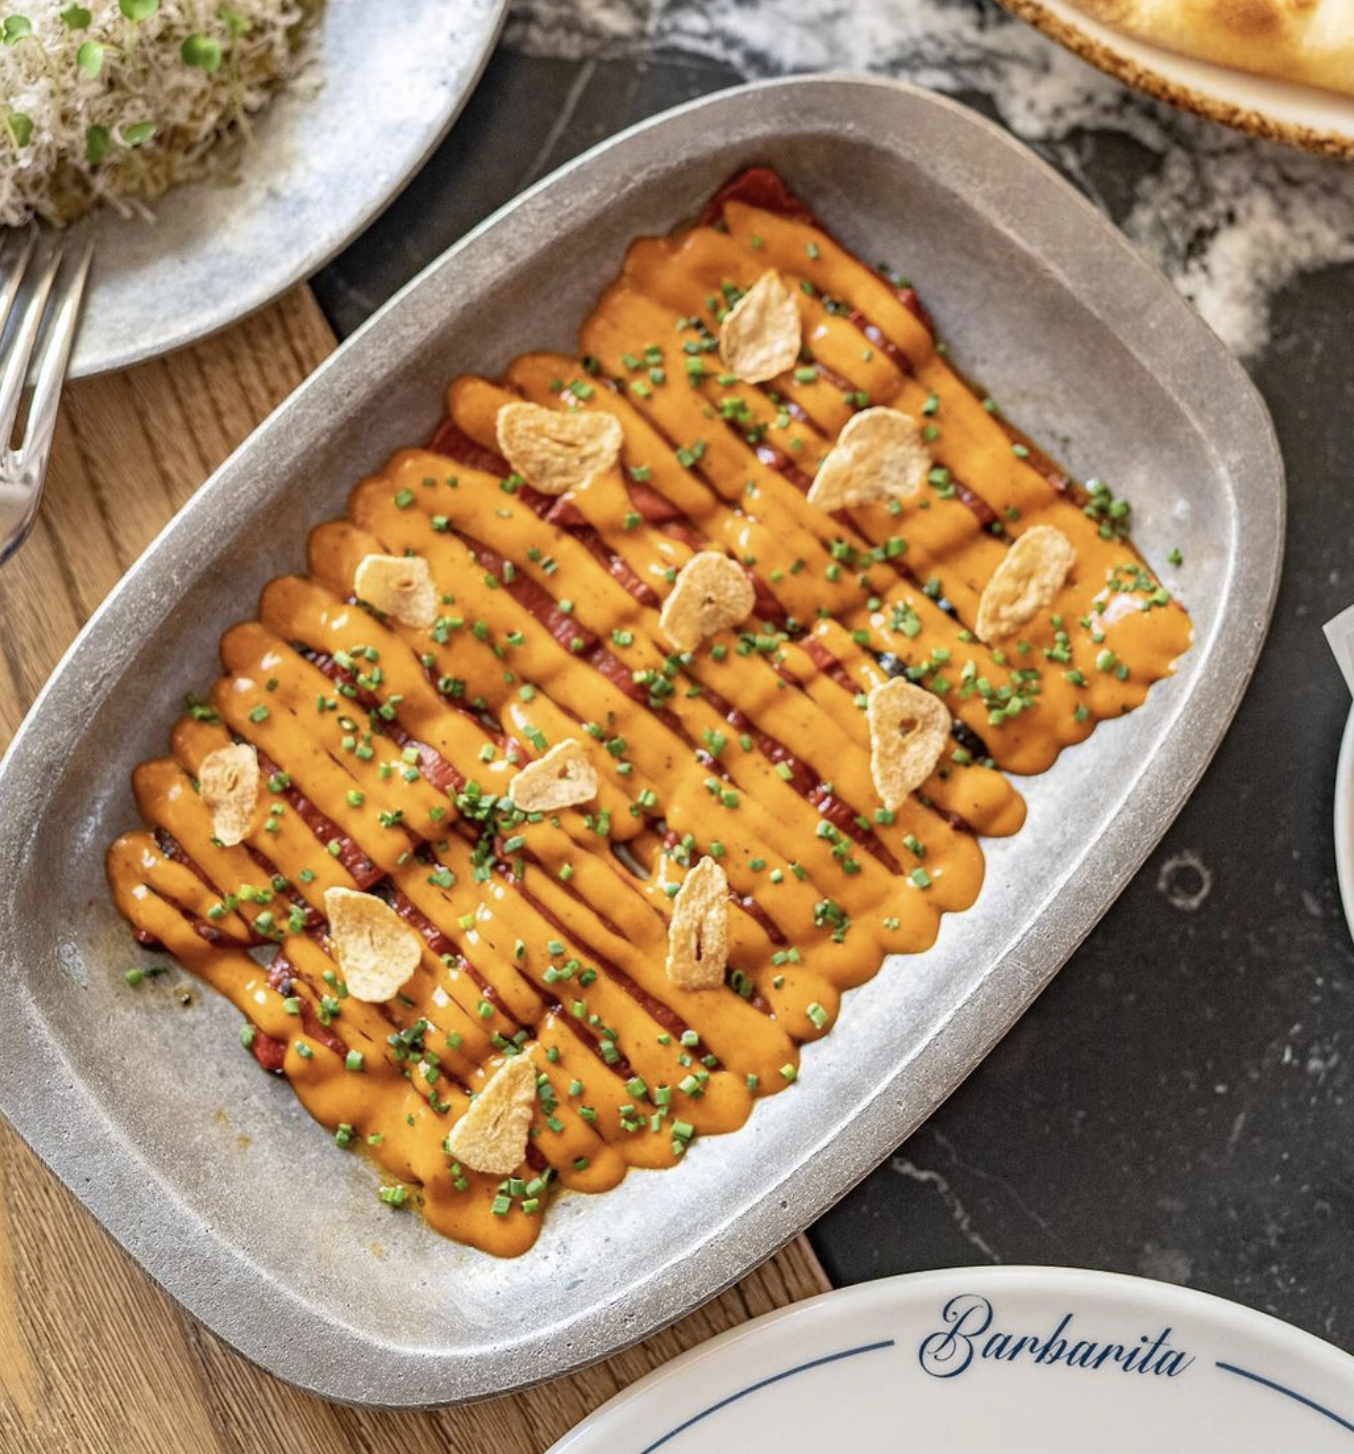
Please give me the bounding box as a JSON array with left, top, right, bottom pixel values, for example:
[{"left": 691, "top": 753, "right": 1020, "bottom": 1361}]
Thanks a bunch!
[{"left": 105, "top": 176, "right": 1191, "bottom": 1256}]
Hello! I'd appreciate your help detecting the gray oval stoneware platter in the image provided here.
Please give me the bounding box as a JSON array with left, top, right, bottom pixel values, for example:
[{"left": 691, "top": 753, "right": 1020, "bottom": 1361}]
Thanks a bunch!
[
  {"left": 0, "top": 75, "right": 1283, "bottom": 1406},
  {"left": 64, "top": 0, "right": 507, "bottom": 378}
]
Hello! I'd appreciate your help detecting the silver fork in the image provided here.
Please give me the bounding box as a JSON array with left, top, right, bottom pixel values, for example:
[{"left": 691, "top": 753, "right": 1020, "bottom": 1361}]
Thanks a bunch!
[{"left": 0, "top": 229, "right": 94, "bottom": 567}]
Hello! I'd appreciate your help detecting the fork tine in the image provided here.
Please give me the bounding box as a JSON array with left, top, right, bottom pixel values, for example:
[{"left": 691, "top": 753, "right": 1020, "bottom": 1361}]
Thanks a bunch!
[
  {"left": 0, "top": 226, "right": 39, "bottom": 342},
  {"left": 0, "top": 236, "right": 63, "bottom": 451},
  {"left": 20, "top": 237, "right": 94, "bottom": 469}
]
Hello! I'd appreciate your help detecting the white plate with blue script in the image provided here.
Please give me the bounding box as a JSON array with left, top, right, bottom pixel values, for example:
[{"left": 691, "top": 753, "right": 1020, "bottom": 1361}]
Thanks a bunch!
[{"left": 551, "top": 1267, "right": 1354, "bottom": 1452}]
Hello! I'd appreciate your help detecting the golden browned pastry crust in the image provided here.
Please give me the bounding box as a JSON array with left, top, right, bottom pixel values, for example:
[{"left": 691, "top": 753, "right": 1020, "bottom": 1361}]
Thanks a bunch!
[{"left": 1066, "top": 0, "right": 1354, "bottom": 99}]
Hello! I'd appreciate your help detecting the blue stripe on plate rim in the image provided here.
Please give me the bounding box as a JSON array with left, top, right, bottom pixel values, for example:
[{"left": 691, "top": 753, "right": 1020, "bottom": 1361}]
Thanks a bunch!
[
  {"left": 636, "top": 1339, "right": 898, "bottom": 1454},
  {"left": 632, "top": 1348, "right": 1354, "bottom": 1451}
]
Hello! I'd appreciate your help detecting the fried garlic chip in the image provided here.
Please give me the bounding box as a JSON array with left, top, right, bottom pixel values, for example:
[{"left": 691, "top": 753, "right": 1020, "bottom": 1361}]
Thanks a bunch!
[
  {"left": 444, "top": 1055, "right": 537, "bottom": 1175},
  {"left": 199, "top": 742, "right": 260, "bottom": 847},
  {"left": 507, "top": 738, "right": 599, "bottom": 813},
  {"left": 496, "top": 400, "right": 623, "bottom": 495},
  {"left": 323, "top": 886, "right": 423, "bottom": 1004},
  {"left": 666, "top": 856, "right": 730, "bottom": 991},
  {"left": 807, "top": 407, "right": 930, "bottom": 511},
  {"left": 975, "top": 525, "right": 1076, "bottom": 643},
  {"left": 718, "top": 269, "right": 802, "bottom": 384},
  {"left": 658, "top": 551, "right": 755, "bottom": 653},
  {"left": 867, "top": 678, "right": 950, "bottom": 811},
  {"left": 354, "top": 553, "right": 437, "bottom": 630}
]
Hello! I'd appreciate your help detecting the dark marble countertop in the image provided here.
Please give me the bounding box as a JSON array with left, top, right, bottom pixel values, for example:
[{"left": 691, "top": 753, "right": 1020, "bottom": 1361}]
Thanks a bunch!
[{"left": 313, "top": 3, "right": 1354, "bottom": 1350}]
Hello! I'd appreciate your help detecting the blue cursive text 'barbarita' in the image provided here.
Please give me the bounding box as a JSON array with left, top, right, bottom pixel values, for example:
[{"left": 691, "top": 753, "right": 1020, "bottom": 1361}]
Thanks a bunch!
[{"left": 918, "top": 1294, "right": 1196, "bottom": 1380}]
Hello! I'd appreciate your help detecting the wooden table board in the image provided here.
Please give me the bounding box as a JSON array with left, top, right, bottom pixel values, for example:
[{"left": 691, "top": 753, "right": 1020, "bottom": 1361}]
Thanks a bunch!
[{"left": 0, "top": 288, "right": 830, "bottom": 1452}]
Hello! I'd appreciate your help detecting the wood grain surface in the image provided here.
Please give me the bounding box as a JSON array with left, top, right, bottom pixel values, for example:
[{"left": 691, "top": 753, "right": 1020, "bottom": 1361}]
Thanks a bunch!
[{"left": 0, "top": 286, "right": 831, "bottom": 1453}]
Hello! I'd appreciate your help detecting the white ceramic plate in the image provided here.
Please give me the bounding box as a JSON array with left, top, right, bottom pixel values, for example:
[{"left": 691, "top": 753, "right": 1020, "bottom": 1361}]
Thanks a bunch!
[
  {"left": 65, "top": 0, "right": 506, "bottom": 377},
  {"left": 1002, "top": 0, "right": 1354, "bottom": 158},
  {"left": 1333, "top": 707, "right": 1354, "bottom": 942},
  {"left": 552, "top": 1267, "right": 1354, "bottom": 1452}
]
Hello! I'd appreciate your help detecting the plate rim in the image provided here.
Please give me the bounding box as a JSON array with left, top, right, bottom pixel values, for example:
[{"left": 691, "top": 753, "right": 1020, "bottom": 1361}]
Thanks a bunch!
[
  {"left": 66, "top": 0, "right": 509, "bottom": 378},
  {"left": 1000, "top": 0, "right": 1354, "bottom": 160},
  {"left": 0, "top": 72, "right": 1286, "bottom": 1405},
  {"left": 547, "top": 1265, "right": 1354, "bottom": 1451},
  {"left": 1332, "top": 705, "right": 1354, "bottom": 941}
]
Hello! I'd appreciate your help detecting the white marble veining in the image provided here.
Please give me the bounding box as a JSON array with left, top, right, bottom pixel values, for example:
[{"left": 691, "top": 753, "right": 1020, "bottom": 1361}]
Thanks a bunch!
[{"left": 507, "top": 0, "right": 1354, "bottom": 358}]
